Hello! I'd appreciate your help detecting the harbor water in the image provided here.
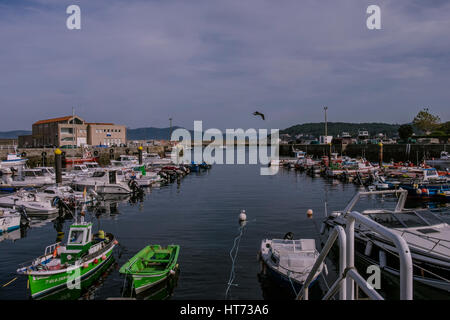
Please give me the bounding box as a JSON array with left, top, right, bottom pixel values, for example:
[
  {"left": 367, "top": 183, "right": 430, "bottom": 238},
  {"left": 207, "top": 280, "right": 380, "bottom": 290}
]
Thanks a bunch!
[{"left": 1, "top": 150, "right": 449, "bottom": 300}]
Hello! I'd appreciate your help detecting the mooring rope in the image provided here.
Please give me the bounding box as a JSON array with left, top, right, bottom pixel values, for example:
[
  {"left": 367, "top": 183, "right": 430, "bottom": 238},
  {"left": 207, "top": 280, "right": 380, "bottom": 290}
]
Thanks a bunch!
[{"left": 225, "top": 224, "right": 246, "bottom": 299}]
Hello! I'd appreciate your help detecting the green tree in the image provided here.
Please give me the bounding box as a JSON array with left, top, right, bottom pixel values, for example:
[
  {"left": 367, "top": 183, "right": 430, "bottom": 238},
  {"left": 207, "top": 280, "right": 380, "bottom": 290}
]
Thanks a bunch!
[
  {"left": 398, "top": 124, "right": 413, "bottom": 141},
  {"left": 412, "top": 108, "right": 440, "bottom": 135}
]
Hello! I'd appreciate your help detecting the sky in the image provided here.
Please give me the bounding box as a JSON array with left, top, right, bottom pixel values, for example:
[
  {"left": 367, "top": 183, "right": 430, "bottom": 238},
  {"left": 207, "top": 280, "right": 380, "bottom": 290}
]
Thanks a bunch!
[{"left": 0, "top": 0, "right": 449, "bottom": 131}]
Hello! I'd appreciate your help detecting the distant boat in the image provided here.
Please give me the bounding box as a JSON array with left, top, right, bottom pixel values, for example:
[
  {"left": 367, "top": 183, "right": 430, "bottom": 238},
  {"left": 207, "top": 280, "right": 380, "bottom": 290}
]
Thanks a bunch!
[
  {"left": 0, "top": 153, "right": 27, "bottom": 169},
  {"left": 426, "top": 151, "right": 450, "bottom": 167}
]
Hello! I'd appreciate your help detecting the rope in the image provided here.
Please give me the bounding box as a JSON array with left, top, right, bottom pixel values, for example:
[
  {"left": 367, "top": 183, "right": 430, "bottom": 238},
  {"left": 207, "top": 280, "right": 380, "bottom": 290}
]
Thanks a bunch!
[
  {"left": 2, "top": 277, "right": 17, "bottom": 288},
  {"left": 287, "top": 271, "right": 298, "bottom": 297},
  {"left": 225, "top": 224, "right": 246, "bottom": 299}
]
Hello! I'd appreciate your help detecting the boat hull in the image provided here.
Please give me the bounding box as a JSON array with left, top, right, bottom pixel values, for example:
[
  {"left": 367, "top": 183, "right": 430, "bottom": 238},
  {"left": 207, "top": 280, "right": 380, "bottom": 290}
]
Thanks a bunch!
[{"left": 27, "top": 245, "right": 115, "bottom": 299}]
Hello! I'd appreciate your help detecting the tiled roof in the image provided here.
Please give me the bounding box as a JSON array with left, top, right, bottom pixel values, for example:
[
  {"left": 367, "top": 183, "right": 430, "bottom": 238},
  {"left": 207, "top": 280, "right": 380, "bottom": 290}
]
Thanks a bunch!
[{"left": 33, "top": 116, "right": 73, "bottom": 125}]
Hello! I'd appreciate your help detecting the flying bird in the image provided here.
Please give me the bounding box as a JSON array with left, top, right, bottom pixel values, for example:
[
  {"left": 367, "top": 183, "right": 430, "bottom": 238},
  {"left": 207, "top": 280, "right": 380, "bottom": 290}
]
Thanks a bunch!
[{"left": 253, "top": 111, "right": 265, "bottom": 120}]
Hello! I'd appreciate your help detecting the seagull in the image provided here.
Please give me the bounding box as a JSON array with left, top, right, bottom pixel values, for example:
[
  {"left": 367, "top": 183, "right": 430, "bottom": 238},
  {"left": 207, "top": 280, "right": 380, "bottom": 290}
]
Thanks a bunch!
[{"left": 253, "top": 111, "right": 265, "bottom": 120}]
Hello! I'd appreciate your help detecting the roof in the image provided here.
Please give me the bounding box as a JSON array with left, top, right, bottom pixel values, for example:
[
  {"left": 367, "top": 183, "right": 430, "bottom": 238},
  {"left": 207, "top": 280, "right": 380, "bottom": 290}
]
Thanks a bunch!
[
  {"left": 85, "top": 123, "right": 114, "bottom": 125},
  {"left": 34, "top": 116, "right": 73, "bottom": 125}
]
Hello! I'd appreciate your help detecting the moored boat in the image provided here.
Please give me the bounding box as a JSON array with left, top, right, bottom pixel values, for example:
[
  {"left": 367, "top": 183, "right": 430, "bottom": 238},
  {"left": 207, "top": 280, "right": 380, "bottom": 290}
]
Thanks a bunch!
[
  {"left": 258, "top": 236, "right": 324, "bottom": 292},
  {"left": 17, "top": 219, "right": 118, "bottom": 299},
  {"left": 119, "top": 244, "right": 180, "bottom": 294}
]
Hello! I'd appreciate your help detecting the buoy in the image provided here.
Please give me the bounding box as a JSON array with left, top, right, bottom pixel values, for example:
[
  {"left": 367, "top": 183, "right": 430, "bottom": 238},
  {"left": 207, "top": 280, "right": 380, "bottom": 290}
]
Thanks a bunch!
[
  {"left": 83, "top": 263, "right": 89, "bottom": 269},
  {"left": 102, "top": 255, "right": 107, "bottom": 260},
  {"left": 306, "top": 209, "right": 313, "bottom": 219},
  {"left": 239, "top": 210, "right": 247, "bottom": 222},
  {"left": 113, "top": 240, "right": 118, "bottom": 245},
  {"left": 169, "top": 269, "right": 176, "bottom": 276},
  {"left": 94, "top": 259, "right": 99, "bottom": 264}
]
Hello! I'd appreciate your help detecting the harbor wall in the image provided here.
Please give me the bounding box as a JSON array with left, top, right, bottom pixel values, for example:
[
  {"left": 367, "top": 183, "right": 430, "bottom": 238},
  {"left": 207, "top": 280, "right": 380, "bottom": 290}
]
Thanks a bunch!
[
  {"left": 280, "top": 144, "right": 449, "bottom": 163},
  {"left": 0, "top": 146, "right": 166, "bottom": 167}
]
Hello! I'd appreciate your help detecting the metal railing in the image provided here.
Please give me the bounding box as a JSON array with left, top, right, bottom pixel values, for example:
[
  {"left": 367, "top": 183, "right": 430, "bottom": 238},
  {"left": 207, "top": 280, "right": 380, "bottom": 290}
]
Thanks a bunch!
[{"left": 296, "top": 208, "right": 413, "bottom": 300}]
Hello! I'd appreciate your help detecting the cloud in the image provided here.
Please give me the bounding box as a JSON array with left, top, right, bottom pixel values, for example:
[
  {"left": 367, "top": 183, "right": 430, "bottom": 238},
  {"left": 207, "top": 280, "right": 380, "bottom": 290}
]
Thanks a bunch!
[{"left": 0, "top": 0, "right": 449, "bottom": 131}]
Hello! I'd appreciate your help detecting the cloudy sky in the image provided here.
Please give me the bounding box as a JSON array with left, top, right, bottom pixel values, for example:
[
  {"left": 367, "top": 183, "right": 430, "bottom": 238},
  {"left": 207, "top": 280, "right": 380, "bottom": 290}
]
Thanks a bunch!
[{"left": 0, "top": 0, "right": 449, "bottom": 131}]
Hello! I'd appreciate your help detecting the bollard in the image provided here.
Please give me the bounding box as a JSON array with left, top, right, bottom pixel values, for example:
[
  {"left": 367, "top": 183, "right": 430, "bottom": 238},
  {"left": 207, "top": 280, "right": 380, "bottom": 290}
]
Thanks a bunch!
[
  {"left": 54, "top": 148, "right": 62, "bottom": 185},
  {"left": 138, "top": 146, "right": 143, "bottom": 165},
  {"left": 378, "top": 142, "right": 383, "bottom": 167},
  {"left": 41, "top": 151, "right": 47, "bottom": 167}
]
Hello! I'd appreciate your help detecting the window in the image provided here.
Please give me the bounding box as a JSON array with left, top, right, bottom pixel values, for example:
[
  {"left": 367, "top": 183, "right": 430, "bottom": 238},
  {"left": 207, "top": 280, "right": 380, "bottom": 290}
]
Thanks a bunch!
[
  {"left": 69, "top": 230, "right": 85, "bottom": 244},
  {"left": 61, "top": 128, "right": 73, "bottom": 134}
]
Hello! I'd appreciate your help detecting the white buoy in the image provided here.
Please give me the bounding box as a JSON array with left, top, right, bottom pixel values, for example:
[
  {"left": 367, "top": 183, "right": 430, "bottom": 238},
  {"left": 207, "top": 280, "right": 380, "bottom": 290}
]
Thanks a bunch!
[
  {"left": 239, "top": 209, "right": 247, "bottom": 222},
  {"left": 306, "top": 209, "right": 313, "bottom": 219}
]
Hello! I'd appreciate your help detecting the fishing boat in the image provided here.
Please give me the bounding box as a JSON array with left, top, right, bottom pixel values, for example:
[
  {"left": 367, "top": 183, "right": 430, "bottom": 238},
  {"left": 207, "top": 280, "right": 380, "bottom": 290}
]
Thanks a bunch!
[
  {"left": 119, "top": 244, "right": 180, "bottom": 294},
  {"left": 0, "top": 153, "right": 27, "bottom": 169},
  {"left": 17, "top": 217, "right": 118, "bottom": 299},
  {"left": 258, "top": 236, "right": 324, "bottom": 292}
]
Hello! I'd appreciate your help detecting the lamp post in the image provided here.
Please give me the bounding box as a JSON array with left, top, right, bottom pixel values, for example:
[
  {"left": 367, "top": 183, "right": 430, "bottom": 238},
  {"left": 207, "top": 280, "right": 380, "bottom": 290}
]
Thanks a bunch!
[{"left": 169, "top": 117, "right": 172, "bottom": 145}]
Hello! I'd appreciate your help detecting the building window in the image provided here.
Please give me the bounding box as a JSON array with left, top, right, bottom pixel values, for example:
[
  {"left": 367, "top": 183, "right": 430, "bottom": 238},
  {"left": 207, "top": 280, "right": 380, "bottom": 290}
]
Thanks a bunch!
[{"left": 61, "top": 128, "right": 73, "bottom": 134}]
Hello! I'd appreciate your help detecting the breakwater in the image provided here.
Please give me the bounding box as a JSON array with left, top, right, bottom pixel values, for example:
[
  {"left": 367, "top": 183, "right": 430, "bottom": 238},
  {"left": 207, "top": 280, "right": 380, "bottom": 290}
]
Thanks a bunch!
[
  {"left": 280, "top": 144, "right": 449, "bottom": 163},
  {"left": 0, "top": 146, "right": 166, "bottom": 167}
]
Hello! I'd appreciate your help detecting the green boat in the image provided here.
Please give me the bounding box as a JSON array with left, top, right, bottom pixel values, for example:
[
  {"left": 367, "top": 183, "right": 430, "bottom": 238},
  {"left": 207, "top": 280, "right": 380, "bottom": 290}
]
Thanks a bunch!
[
  {"left": 119, "top": 245, "right": 180, "bottom": 294},
  {"left": 17, "top": 218, "right": 118, "bottom": 299}
]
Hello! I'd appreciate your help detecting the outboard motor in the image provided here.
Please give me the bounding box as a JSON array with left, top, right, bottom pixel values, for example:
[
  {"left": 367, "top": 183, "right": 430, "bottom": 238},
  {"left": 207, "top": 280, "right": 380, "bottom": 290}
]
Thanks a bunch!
[{"left": 283, "top": 232, "right": 294, "bottom": 240}]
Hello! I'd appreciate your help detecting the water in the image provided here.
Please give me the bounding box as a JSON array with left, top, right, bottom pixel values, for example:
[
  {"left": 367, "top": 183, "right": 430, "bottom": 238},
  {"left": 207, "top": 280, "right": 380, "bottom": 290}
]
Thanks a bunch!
[{"left": 0, "top": 157, "right": 448, "bottom": 299}]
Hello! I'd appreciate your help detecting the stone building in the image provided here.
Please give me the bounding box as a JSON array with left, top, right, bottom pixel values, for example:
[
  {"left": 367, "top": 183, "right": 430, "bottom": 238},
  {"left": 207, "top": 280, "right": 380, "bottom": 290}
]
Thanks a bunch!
[{"left": 18, "top": 115, "right": 126, "bottom": 148}]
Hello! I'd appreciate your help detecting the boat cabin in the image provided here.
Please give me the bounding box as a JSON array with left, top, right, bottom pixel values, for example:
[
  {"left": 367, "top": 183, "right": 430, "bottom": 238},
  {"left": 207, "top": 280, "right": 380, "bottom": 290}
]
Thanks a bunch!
[
  {"left": 423, "top": 168, "right": 440, "bottom": 181},
  {"left": 61, "top": 222, "right": 93, "bottom": 264},
  {"left": 72, "top": 164, "right": 89, "bottom": 173}
]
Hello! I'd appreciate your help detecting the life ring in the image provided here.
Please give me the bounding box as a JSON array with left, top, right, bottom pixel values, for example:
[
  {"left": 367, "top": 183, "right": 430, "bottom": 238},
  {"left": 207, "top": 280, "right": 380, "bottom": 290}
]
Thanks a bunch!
[
  {"left": 21, "top": 152, "right": 27, "bottom": 157},
  {"left": 93, "top": 150, "right": 99, "bottom": 157},
  {"left": 41, "top": 151, "right": 47, "bottom": 157}
]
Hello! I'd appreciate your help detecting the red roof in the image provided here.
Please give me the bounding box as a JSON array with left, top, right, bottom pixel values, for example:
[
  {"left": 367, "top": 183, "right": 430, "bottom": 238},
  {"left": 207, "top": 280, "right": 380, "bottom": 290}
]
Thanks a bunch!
[{"left": 34, "top": 116, "right": 73, "bottom": 125}]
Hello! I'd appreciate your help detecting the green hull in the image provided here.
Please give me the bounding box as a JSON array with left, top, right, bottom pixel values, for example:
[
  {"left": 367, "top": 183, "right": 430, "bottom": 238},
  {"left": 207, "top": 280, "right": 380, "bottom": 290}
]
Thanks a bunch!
[
  {"left": 28, "top": 248, "right": 114, "bottom": 299},
  {"left": 120, "top": 245, "right": 179, "bottom": 294},
  {"left": 38, "top": 256, "right": 114, "bottom": 300}
]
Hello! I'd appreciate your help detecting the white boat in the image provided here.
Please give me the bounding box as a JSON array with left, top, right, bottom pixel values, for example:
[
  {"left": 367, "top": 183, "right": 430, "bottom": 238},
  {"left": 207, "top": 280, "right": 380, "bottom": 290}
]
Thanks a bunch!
[
  {"left": 110, "top": 155, "right": 139, "bottom": 168},
  {"left": 322, "top": 190, "right": 450, "bottom": 294},
  {"left": 72, "top": 169, "right": 132, "bottom": 194},
  {"left": 258, "top": 238, "right": 324, "bottom": 291},
  {"left": 0, "top": 191, "right": 58, "bottom": 215},
  {"left": 426, "top": 151, "right": 450, "bottom": 167},
  {"left": 4, "top": 169, "right": 53, "bottom": 188},
  {"left": 35, "top": 185, "right": 97, "bottom": 204},
  {"left": 0, "top": 209, "right": 21, "bottom": 234},
  {"left": 0, "top": 153, "right": 27, "bottom": 169},
  {"left": 143, "top": 153, "right": 173, "bottom": 166}
]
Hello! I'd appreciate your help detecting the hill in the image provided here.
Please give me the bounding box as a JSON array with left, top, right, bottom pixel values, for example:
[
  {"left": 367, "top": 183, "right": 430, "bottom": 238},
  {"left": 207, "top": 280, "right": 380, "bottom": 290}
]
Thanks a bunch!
[
  {"left": 127, "top": 126, "right": 194, "bottom": 140},
  {"left": 280, "top": 122, "right": 403, "bottom": 138},
  {"left": 0, "top": 130, "right": 31, "bottom": 139}
]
